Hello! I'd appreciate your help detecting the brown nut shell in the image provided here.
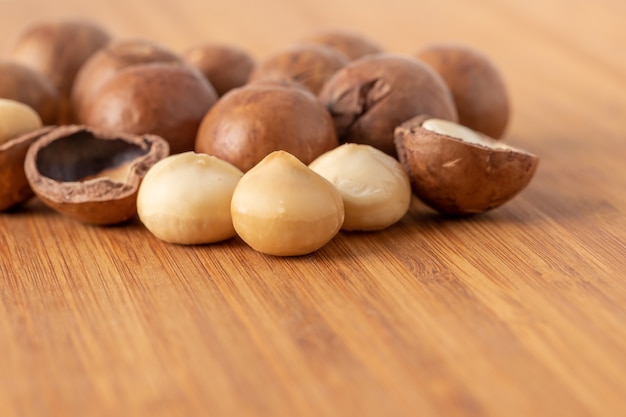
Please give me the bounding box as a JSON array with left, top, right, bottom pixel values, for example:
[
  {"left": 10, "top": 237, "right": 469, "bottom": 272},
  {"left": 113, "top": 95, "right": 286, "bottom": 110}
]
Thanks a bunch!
[
  {"left": 248, "top": 44, "right": 348, "bottom": 94},
  {"left": 416, "top": 43, "right": 510, "bottom": 139},
  {"left": 9, "top": 20, "right": 111, "bottom": 123},
  {"left": 195, "top": 83, "right": 338, "bottom": 172},
  {"left": 72, "top": 39, "right": 183, "bottom": 123},
  {"left": 0, "top": 61, "right": 60, "bottom": 125},
  {"left": 83, "top": 62, "right": 218, "bottom": 155},
  {"left": 24, "top": 125, "right": 170, "bottom": 225},
  {"left": 0, "top": 126, "right": 54, "bottom": 211},
  {"left": 300, "top": 29, "right": 383, "bottom": 60},
  {"left": 183, "top": 43, "right": 255, "bottom": 96},
  {"left": 319, "top": 53, "right": 458, "bottom": 156},
  {"left": 394, "top": 115, "right": 539, "bottom": 215}
]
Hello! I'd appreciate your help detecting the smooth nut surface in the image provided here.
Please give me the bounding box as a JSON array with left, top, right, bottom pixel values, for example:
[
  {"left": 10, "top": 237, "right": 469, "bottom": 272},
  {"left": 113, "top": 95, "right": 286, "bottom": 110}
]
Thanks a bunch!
[
  {"left": 83, "top": 62, "right": 217, "bottom": 155},
  {"left": 394, "top": 116, "right": 539, "bottom": 215},
  {"left": 0, "top": 60, "right": 60, "bottom": 125},
  {"left": 195, "top": 82, "right": 338, "bottom": 172},
  {"left": 231, "top": 151, "right": 344, "bottom": 256},
  {"left": 183, "top": 43, "right": 255, "bottom": 96},
  {"left": 72, "top": 39, "right": 183, "bottom": 123},
  {"left": 310, "top": 143, "right": 411, "bottom": 231},
  {"left": 319, "top": 53, "right": 458, "bottom": 156},
  {"left": 24, "top": 125, "right": 170, "bottom": 225},
  {"left": 9, "top": 19, "right": 110, "bottom": 123},
  {"left": 416, "top": 43, "right": 510, "bottom": 139},
  {"left": 301, "top": 29, "right": 383, "bottom": 60},
  {"left": 0, "top": 98, "right": 43, "bottom": 145},
  {"left": 248, "top": 43, "right": 348, "bottom": 94},
  {"left": 0, "top": 126, "right": 54, "bottom": 211},
  {"left": 137, "top": 152, "right": 243, "bottom": 245}
]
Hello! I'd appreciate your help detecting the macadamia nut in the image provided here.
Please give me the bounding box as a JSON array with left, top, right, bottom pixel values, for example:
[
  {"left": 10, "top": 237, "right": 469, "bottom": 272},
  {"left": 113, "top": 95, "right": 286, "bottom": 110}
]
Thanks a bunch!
[
  {"left": 310, "top": 143, "right": 411, "bottom": 231},
  {"left": 0, "top": 98, "right": 42, "bottom": 144},
  {"left": 231, "top": 151, "right": 344, "bottom": 256},
  {"left": 137, "top": 152, "right": 243, "bottom": 244}
]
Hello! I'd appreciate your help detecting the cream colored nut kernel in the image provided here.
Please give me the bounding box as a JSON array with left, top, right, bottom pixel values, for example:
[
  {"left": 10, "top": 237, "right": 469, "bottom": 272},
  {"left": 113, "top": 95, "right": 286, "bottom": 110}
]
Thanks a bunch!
[
  {"left": 309, "top": 143, "right": 411, "bottom": 231},
  {"left": 137, "top": 152, "right": 243, "bottom": 245},
  {"left": 231, "top": 150, "right": 344, "bottom": 256},
  {"left": 0, "top": 98, "right": 42, "bottom": 144},
  {"left": 422, "top": 118, "right": 520, "bottom": 152}
]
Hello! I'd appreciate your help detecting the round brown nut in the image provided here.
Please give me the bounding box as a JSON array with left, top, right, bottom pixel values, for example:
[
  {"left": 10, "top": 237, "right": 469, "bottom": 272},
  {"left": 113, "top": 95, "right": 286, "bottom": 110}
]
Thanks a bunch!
[
  {"left": 83, "top": 62, "right": 218, "bottom": 155},
  {"left": 195, "top": 82, "right": 338, "bottom": 172},
  {"left": 0, "top": 60, "right": 60, "bottom": 125},
  {"left": 9, "top": 19, "right": 111, "bottom": 123},
  {"left": 248, "top": 43, "right": 348, "bottom": 95},
  {"left": 301, "top": 29, "right": 383, "bottom": 60},
  {"left": 183, "top": 43, "right": 255, "bottom": 96},
  {"left": 72, "top": 39, "right": 183, "bottom": 123},
  {"left": 394, "top": 115, "right": 539, "bottom": 215},
  {"left": 0, "top": 99, "right": 46, "bottom": 209},
  {"left": 319, "top": 53, "right": 458, "bottom": 156},
  {"left": 24, "top": 125, "right": 170, "bottom": 225},
  {"left": 416, "top": 43, "right": 510, "bottom": 139},
  {"left": 0, "top": 126, "right": 54, "bottom": 211}
]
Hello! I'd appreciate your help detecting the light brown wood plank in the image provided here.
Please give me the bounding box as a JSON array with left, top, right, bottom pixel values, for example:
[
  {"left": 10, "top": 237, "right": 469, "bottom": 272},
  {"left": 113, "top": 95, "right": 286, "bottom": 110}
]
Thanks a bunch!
[{"left": 1, "top": 1, "right": 625, "bottom": 416}]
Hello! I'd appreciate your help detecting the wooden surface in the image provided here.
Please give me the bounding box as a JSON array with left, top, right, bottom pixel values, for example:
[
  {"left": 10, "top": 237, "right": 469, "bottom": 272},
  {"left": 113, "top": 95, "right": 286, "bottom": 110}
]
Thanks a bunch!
[{"left": 1, "top": 1, "right": 625, "bottom": 416}]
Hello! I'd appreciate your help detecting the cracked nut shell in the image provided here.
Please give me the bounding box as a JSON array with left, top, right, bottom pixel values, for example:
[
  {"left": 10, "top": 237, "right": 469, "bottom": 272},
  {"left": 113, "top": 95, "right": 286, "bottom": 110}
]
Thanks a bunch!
[
  {"left": 394, "top": 115, "right": 539, "bottom": 215},
  {"left": 24, "top": 125, "right": 170, "bottom": 225},
  {"left": 319, "top": 53, "right": 458, "bottom": 156}
]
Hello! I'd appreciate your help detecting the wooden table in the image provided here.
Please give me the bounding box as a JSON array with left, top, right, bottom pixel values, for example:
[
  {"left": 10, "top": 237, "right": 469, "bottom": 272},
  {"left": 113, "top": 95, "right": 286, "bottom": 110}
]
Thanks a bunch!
[{"left": 1, "top": 1, "right": 625, "bottom": 416}]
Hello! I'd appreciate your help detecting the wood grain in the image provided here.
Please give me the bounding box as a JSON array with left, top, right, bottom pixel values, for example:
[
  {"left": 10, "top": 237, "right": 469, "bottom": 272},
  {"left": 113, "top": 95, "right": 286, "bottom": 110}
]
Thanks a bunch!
[{"left": 1, "top": 1, "right": 625, "bottom": 416}]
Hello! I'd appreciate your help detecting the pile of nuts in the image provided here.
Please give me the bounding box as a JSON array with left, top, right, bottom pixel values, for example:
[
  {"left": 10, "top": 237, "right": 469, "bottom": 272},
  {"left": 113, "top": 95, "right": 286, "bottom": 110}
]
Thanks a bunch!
[{"left": 0, "top": 19, "right": 539, "bottom": 256}]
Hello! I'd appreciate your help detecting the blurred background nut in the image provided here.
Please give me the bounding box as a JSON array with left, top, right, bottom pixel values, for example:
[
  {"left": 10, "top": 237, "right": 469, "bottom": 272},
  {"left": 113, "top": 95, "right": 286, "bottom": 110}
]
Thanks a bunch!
[
  {"left": 183, "top": 43, "right": 255, "bottom": 97},
  {"left": 0, "top": 99, "right": 52, "bottom": 211},
  {"left": 8, "top": 19, "right": 111, "bottom": 124},
  {"left": 248, "top": 43, "right": 348, "bottom": 95},
  {"left": 0, "top": 60, "right": 60, "bottom": 125},
  {"left": 300, "top": 28, "right": 384, "bottom": 60},
  {"left": 416, "top": 43, "right": 511, "bottom": 139}
]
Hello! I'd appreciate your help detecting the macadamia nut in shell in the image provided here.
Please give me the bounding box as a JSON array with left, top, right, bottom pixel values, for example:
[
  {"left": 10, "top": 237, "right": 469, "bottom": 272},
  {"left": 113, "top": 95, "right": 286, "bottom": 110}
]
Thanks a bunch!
[
  {"left": 83, "top": 62, "right": 218, "bottom": 155},
  {"left": 416, "top": 43, "right": 510, "bottom": 139},
  {"left": 319, "top": 53, "right": 458, "bottom": 156},
  {"left": 195, "top": 83, "right": 338, "bottom": 172},
  {"left": 394, "top": 116, "right": 539, "bottom": 215},
  {"left": 24, "top": 125, "right": 170, "bottom": 225}
]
